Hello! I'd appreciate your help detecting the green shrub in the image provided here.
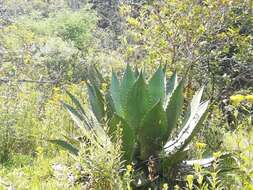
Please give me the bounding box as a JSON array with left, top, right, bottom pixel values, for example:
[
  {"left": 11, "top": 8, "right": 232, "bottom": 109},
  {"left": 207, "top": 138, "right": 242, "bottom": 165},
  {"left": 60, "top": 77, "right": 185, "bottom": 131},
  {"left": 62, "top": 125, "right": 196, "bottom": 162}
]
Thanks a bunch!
[{"left": 221, "top": 94, "right": 253, "bottom": 189}]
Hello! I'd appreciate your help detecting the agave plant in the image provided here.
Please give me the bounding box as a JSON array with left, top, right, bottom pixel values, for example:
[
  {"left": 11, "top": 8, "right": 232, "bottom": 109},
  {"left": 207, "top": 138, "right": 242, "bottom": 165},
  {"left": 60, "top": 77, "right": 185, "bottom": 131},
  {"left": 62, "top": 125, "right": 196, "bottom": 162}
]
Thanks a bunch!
[{"left": 53, "top": 65, "right": 212, "bottom": 187}]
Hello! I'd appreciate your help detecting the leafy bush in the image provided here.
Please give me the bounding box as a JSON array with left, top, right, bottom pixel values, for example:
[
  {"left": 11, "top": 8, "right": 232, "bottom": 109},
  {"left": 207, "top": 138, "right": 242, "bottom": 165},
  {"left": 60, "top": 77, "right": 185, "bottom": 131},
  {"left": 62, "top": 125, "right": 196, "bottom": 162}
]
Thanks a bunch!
[
  {"left": 0, "top": 5, "right": 97, "bottom": 83},
  {"left": 0, "top": 82, "right": 88, "bottom": 189},
  {"left": 0, "top": 0, "right": 97, "bottom": 164},
  {"left": 222, "top": 98, "right": 253, "bottom": 189},
  {"left": 119, "top": 0, "right": 252, "bottom": 99},
  {"left": 0, "top": 147, "right": 72, "bottom": 190}
]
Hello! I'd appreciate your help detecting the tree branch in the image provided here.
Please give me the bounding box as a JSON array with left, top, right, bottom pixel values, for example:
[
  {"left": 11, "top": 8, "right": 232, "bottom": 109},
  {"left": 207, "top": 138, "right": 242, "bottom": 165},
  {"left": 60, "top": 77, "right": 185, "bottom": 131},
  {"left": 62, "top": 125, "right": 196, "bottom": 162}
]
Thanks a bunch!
[{"left": 0, "top": 78, "right": 58, "bottom": 84}]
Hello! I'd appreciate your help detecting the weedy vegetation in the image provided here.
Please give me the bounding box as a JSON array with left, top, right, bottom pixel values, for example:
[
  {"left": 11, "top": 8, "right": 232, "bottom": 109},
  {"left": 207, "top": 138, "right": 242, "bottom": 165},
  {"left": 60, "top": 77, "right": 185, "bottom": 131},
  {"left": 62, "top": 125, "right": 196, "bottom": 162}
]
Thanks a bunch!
[{"left": 0, "top": 0, "right": 252, "bottom": 190}]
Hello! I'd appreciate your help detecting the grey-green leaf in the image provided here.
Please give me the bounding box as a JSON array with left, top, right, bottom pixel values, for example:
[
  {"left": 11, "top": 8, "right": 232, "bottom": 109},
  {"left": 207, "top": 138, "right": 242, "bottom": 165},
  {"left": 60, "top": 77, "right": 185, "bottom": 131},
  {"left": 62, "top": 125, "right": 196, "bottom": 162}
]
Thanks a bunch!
[
  {"left": 164, "top": 100, "right": 209, "bottom": 156},
  {"left": 161, "top": 149, "right": 188, "bottom": 168},
  {"left": 66, "top": 90, "right": 85, "bottom": 115},
  {"left": 139, "top": 100, "right": 168, "bottom": 160},
  {"left": 125, "top": 73, "right": 149, "bottom": 130},
  {"left": 167, "top": 72, "right": 178, "bottom": 96},
  {"left": 110, "top": 72, "right": 123, "bottom": 116},
  {"left": 134, "top": 66, "right": 139, "bottom": 78},
  {"left": 182, "top": 86, "right": 204, "bottom": 126},
  {"left": 87, "top": 82, "right": 105, "bottom": 122},
  {"left": 50, "top": 139, "right": 79, "bottom": 156},
  {"left": 120, "top": 64, "right": 136, "bottom": 115},
  {"left": 62, "top": 102, "right": 88, "bottom": 130},
  {"left": 164, "top": 72, "right": 178, "bottom": 108},
  {"left": 166, "top": 80, "right": 184, "bottom": 136},
  {"left": 108, "top": 114, "right": 135, "bottom": 162},
  {"left": 148, "top": 66, "right": 165, "bottom": 107}
]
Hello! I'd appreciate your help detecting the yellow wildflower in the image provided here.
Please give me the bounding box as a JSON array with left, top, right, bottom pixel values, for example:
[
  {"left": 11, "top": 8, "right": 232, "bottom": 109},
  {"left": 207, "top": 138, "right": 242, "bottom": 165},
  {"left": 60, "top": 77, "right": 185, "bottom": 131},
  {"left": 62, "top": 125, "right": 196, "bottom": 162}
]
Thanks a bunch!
[
  {"left": 186, "top": 175, "right": 194, "bottom": 189},
  {"left": 126, "top": 164, "right": 133, "bottom": 172},
  {"left": 127, "top": 17, "right": 140, "bottom": 28},
  {"left": 195, "top": 142, "right": 207, "bottom": 149},
  {"left": 53, "top": 87, "right": 61, "bottom": 93},
  {"left": 186, "top": 175, "right": 194, "bottom": 181},
  {"left": 36, "top": 146, "right": 44, "bottom": 155},
  {"left": 174, "top": 185, "right": 180, "bottom": 190},
  {"left": 246, "top": 183, "right": 253, "bottom": 190},
  {"left": 119, "top": 5, "right": 131, "bottom": 16},
  {"left": 24, "top": 53, "right": 32, "bottom": 64},
  {"left": 245, "top": 95, "right": 253, "bottom": 103},
  {"left": 162, "top": 183, "right": 169, "bottom": 190},
  {"left": 213, "top": 151, "right": 222, "bottom": 158},
  {"left": 230, "top": 94, "right": 245, "bottom": 106},
  {"left": 101, "top": 82, "right": 108, "bottom": 91},
  {"left": 197, "top": 24, "right": 206, "bottom": 34}
]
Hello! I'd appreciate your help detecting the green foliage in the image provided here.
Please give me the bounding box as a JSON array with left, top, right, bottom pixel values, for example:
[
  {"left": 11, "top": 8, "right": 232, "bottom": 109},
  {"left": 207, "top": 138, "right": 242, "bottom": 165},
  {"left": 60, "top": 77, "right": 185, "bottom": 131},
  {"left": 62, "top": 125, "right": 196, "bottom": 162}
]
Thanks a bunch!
[
  {"left": 60, "top": 65, "right": 210, "bottom": 188},
  {"left": 221, "top": 96, "right": 253, "bottom": 189},
  {"left": 20, "top": 8, "right": 96, "bottom": 50},
  {"left": 0, "top": 0, "right": 252, "bottom": 189},
  {"left": 0, "top": 147, "right": 74, "bottom": 190},
  {"left": 120, "top": 0, "right": 252, "bottom": 99},
  {"left": 71, "top": 134, "right": 125, "bottom": 190},
  {"left": 0, "top": 4, "right": 97, "bottom": 83},
  {"left": 0, "top": 82, "right": 89, "bottom": 189},
  {"left": 0, "top": 0, "right": 97, "bottom": 169},
  {"left": 0, "top": 84, "right": 41, "bottom": 163}
]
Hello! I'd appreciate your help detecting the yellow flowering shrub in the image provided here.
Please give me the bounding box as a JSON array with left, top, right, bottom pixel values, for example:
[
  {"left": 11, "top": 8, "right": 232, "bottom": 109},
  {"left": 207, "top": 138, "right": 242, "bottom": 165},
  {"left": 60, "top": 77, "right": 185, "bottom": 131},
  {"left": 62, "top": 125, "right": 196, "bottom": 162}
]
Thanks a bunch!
[
  {"left": 126, "top": 17, "right": 141, "bottom": 28},
  {"left": 230, "top": 94, "right": 253, "bottom": 106},
  {"left": 223, "top": 116, "right": 253, "bottom": 190},
  {"left": 195, "top": 142, "right": 207, "bottom": 149},
  {"left": 245, "top": 95, "right": 253, "bottom": 103},
  {"left": 162, "top": 183, "right": 169, "bottom": 190},
  {"left": 230, "top": 94, "right": 245, "bottom": 105}
]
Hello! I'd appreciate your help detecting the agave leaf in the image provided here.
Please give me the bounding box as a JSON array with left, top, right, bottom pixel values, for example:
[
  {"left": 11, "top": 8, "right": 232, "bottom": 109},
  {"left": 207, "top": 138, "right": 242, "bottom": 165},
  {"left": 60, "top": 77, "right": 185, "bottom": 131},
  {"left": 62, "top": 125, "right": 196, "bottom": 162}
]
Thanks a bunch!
[
  {"left": 182, "top": 86, "right": 204, "bottom": 126},
  {"left": 62, "top": 102, "right": 89, "bottom": 130},
  {"left": 181, "top": 153, "right": 232, "bottom": 173},
  {"left": 148, "top": 66, "right": 165, "bottom": 107},
  {"left": 167, "top": 72, "right": 178, "bottom": 96},
  {"left": 110, "top": 72, "right": 123, "bottom": 116},
  {"left": 94, "top": 65, "right": 105, "bottom": 84},
  {"left": 126, "top": 72, "right": 149, "bottom": 130},
  {"left": 162, "top": 64, "right": 167, "bottom": 73},
  {"left": 86, "top": 82, "right": 105, "bottom": 122},
  {"left": 105, "top": 92, "right": 115, "bottom": 119},
  {"left": 134, "top": 66, "right": 139, "bottom": 78},
  {"left": 165, "top": 101, "right": 209, "bottom": 153},
  {"left": 166, "top": 80, "right": 184, "bottom": 136},
  {"left": 164, "top": 100, "right": 209, "bottom": 156},
  {"left": 66, "top": 90, "right": 85, "bottom": 115},
  {"left": 63, "top": 94, "right": 109, "bottom": 146},
  {"left": 87, "top": 66, "right": 105, "bottom": 88},
  {"left": 161, "top": 148, "right": 189, "bottom": 169},
  {"left": 63, "top": 102, "right": 104, "bottom": 136},
  {"left": 87, "top": 67, "right": 99, "bottom": 88},
  {"left": 108, "top": 114, "right": 135, "bottom": 162},
  {"left": 50, "top": 139, "right": 79, "bottom": 156},
  {"left": 120, "top": 64, "right": 136, "bottom": 114},
  {"left": 65, "top": 91, "right": 103, "bottom": 131},
  {"left": 62, "top": 135, "right": 80, "bottom": 148},
  {"left": 139, "top": 100, "right": 168, "bottom": 160},
  {"left": 85, "top": 110, "right": 110, "bottom": 145},
  {"left": 183, "top": 157, "right": 215, "bottom": 168},
  {"left": 164, "top": 72, "right": 177, "bottom": 108},
  {"left": 189, "top": 86, "right": 204, "bottom": 114}
]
